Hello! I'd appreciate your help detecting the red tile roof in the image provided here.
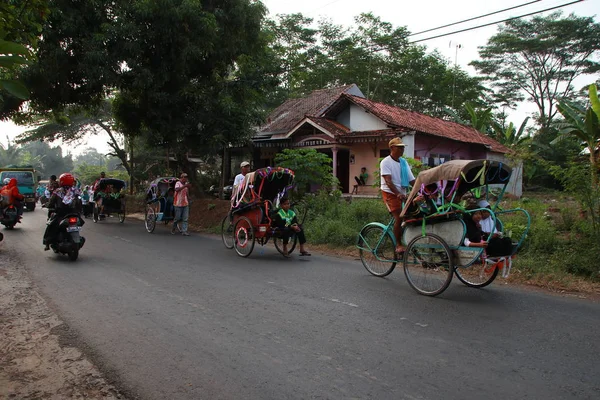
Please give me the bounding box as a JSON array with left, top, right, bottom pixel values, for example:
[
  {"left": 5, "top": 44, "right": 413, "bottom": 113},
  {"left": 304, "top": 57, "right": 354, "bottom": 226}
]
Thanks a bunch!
[
  {"left": 306, "top": 117, "right": 350, "bottom": 136},
  {"left": 345, "top": 95, "right": 510, "bottom": 153},
  {"left": 258, "top": 85, "right": 357, "bottom": 134}
]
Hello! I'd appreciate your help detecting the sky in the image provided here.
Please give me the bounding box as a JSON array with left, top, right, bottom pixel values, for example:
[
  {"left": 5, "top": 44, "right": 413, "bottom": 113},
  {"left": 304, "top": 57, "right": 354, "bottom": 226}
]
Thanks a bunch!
[{"left": 1, "top": 0, "right": 598, "bottom": 156}]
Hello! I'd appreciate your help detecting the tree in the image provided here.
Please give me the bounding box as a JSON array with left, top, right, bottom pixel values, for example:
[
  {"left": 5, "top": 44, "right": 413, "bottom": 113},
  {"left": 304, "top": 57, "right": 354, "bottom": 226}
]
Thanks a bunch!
[
  {"left": 0, "top": 0, "right": 49, "bottom": 111},
  {"left": 110, "top": 0, "right": 277, "bottom": 177},
  {"left": 74, "top": 148, "right": 107, "bottom": 167},
  {"left": 471, "top": 12, "right": 600, "bottom": 131},
  {"left": 274, "top": 148, "right": 337, "bottom": 198},
  {"left": 554, "top": 84, "right": 600, "bottom": 188},
  {"left": 266, "top": 12, "right": 485, "bottom": 118}
]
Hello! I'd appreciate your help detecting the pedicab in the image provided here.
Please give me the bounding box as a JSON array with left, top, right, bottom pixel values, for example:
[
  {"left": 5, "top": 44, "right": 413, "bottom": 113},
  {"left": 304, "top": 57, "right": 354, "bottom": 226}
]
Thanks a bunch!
[
  {"left": 357, "top": 160, "right": 531, "bottom": 296},
  {"left": 144, "top": 176, "right": 181, "bottom": 233},
  {"left": 92, "top": 178, "right": 127, "bottom": 223},
  {"left": 221, "top": 167, "right": 301, "bottom": 257}
]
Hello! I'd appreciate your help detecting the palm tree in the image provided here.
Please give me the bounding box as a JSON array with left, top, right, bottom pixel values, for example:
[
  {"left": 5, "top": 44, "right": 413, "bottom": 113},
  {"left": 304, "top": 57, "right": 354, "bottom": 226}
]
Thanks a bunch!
[{"left": 554, "top": 84, "right": 600, "bottom": 188}]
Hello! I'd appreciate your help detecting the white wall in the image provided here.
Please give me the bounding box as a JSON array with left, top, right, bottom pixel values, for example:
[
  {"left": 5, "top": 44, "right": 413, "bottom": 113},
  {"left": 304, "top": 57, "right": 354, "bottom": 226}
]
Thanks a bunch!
[
  {"left": 486, "top": 153, "right": 523, "bottom": 197},
  {"left": 400, "top": 134, "right": 415, "bottom": 158},
  {"left": 341, "top": 104, "right": 387, "bottom": 132}
]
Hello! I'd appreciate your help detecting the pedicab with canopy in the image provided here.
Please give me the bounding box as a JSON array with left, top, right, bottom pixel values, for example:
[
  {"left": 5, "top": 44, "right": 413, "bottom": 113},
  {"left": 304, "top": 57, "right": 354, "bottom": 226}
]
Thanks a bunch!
[
  {"left": 221, "top": 167, "right": 299, "bottom": 257},
  {"left": 92, "top": 178, "right": 127, "bottom": 223},
  {"left": 144, "top": 176, "right": 180, "bottom": 233},
  {"left": 357, "top": 160, "right": 531, "bottom": 296}
]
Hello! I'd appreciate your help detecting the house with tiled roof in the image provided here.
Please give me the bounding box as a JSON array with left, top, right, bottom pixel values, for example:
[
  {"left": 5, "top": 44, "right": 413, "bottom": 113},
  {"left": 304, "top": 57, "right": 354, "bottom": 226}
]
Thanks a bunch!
[{"left": 253, "top": 84, "right": 521, "bottom": 195}]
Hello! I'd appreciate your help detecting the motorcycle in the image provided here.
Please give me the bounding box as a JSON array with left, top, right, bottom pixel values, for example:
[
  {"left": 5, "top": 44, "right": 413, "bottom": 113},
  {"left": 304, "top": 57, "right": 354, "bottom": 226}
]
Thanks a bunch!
[
  {"left": 1, "top": 204, "right": 21, "bottom": 229},
  {"left": 46, "top": 210, "right": 86, "bottom": 261}
]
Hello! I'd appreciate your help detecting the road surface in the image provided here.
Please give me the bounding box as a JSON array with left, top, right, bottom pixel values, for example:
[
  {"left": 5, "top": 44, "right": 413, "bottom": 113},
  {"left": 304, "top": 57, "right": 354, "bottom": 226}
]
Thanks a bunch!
[{"left": 4, "top": 208, "right": 599, "bottom": 399}]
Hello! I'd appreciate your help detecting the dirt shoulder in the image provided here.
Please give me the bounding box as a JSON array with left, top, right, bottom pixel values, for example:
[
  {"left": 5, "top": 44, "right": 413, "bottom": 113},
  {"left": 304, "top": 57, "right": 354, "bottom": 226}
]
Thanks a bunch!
[{"left": 0, "top": 247, "right": 125, "bottom": 400}]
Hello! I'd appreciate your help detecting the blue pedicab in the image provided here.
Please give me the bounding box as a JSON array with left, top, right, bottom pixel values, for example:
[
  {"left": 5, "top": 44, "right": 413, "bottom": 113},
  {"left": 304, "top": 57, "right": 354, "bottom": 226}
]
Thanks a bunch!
[
  {"left": 144, "top": 176, "right": 181, "bottom": 233},
  {"left": 92, "top": 178, "right": 127, "bottom": 223},
  {"left": 357, "top": 160, "right": 531, "bottom": 296}
]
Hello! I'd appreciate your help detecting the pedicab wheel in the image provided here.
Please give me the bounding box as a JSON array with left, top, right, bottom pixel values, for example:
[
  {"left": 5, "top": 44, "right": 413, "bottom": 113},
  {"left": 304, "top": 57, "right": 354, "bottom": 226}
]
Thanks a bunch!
[
  {"left": 68, "top": 249, "right": 79, "bottom": 261},
  {"left": 403, "top": 233, "right": 453, "bottom": 296},
  {"left": 273, "top": 234, "right": 298, "bottom": 256},
  {"left": 221, "top": 215, "right": 234, "bottom": 249},
  {"left": 357, "top": 224, "right": 397, "bottom": 277},
  {"left": 233, "top": 216, "right": 255, "bottom": 257},
  {"left": 145, "top": 207, "right": 157, "bottom": 233},
  {"left": 455, "top": 262, "right": 499, "bottom": 288}
]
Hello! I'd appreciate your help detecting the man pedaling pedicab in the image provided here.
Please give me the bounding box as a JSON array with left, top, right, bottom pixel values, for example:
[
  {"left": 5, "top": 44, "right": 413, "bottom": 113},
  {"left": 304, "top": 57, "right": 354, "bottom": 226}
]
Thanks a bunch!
[
  {"left": 1, "top": 177, "right": 25, "bottom": 218},
  {"left": 43, "top": 173, "right": 82, "bottom": 250}
]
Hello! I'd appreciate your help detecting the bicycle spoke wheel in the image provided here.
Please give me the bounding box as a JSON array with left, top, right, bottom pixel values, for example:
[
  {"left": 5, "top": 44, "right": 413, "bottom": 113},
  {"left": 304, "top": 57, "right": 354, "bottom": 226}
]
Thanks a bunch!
[
  {"left": 145, "top": 207, "right": 156, "bottom": 233},
  {"left": 234, "top": 217, "right": 255, "bottom": 257},
  {"left": 274, "top": 234, "right": 298, "bottom": 255},
  {"left": 404, "top": 233, "right": 453, "bottom": 296},
  {"left": 221, "top": 215, "right": 234, "bottom": 249},
  {"left": 358, "top": 225, "right": 397, "bottom": 277},
  {"left": 455, "top": 261, "right": 499, "bottom": 288}
]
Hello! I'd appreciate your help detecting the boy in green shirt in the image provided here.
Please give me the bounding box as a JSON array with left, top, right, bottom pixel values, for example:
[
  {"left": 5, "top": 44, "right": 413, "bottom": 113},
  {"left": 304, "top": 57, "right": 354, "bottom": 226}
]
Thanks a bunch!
[{"left": 273, "top": 197, "right": 311, "bottom": 257}]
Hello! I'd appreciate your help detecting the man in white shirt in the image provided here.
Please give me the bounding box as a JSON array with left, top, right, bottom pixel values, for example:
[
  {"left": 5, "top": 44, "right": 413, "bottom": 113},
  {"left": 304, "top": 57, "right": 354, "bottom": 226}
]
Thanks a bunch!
[
  {"left": 233, "top": 161, "right": 251, "bottom": 188},
  {"left": 380, "top": 137, "right": 415, "bottom": 255}
]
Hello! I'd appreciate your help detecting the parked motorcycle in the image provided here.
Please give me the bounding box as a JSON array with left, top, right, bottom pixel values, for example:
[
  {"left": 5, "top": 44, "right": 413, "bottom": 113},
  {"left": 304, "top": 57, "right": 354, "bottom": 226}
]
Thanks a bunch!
[
  {"left": 1, "top": 204, "right": 21, "bottom": 229},
  {"left": 46, "top": 211, "right": 86, "bottom": 261}
]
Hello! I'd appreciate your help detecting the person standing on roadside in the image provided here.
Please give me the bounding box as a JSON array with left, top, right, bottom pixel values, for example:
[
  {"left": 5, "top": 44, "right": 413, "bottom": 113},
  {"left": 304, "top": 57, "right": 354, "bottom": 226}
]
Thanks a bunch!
[
  {"left": 380, "top": 137, "right": 415, "bottom": 256},
  {"left": 172, "top": 173, "right": 191, "bottom": 236}
]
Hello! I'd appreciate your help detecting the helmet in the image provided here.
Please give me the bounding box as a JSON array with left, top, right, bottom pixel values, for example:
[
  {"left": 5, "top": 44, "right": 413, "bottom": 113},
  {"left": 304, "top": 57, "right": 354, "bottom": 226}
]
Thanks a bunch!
[
  {"left": 59, "top": 173, "right": 75, "bottom": 187},
  {"left": 3, "top": 178, "right": 9, "bottom": 185}
]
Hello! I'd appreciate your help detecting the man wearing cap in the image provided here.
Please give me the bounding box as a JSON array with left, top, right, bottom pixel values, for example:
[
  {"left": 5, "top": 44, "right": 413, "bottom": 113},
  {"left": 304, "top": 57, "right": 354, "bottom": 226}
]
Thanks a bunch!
[
  {"left": 380, "top": 137, "right": 416, "bottom": 254},
  {"left": 172, "top": 173, "right": 192, "bottom": 236},
  {"left": 234, "top": 161, "right": 251, "bottom": 188}
]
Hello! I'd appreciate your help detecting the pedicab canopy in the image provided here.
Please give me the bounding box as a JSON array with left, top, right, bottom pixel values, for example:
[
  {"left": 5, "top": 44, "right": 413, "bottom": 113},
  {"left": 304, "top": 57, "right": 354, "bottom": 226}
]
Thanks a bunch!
[
  {"left": 95, "top": 178, "right": 127, "bottom": 192},
  {"left": 231, "top": 167, "right": 295, "bottom": 208},
  {"left": 400, "top": 160, "right": 512, "bottom": 217},
  {"left": 146, "top": 177, "right": 178, "bottom": 200}
]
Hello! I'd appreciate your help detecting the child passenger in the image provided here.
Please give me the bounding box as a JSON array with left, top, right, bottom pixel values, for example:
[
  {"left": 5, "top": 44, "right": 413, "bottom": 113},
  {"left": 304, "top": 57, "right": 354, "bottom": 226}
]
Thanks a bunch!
[{"left": 272, "top": 197, "right": 311, "bottom": 257}]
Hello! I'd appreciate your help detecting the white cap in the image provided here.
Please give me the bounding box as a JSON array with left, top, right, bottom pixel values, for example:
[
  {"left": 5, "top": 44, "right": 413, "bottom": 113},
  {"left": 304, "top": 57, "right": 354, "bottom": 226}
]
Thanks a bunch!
[
  {"left": 477, "top": 199, "right": 490, "bottom": 208},
  {"left": 240, "top": 161, "right": 250, "bottom": 168}
]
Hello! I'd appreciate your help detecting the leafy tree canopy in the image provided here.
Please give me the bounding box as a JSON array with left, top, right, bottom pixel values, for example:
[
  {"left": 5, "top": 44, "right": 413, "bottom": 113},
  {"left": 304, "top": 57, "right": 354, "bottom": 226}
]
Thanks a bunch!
[{"left": 471, "top": 12, "right": 600, "bottom": 131}]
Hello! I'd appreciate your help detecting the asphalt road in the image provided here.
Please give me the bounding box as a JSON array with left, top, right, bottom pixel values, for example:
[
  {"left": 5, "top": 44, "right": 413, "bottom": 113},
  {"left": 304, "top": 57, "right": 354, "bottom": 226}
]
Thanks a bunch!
[{"left": 4, "top": 208, "right": 600, "bottom": 400}]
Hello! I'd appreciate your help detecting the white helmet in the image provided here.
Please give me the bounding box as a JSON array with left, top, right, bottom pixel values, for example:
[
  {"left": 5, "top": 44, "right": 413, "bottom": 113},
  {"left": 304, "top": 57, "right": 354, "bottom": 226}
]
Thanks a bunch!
[{"left": 3, "top": 178, "right": 10, "bottom": 185}]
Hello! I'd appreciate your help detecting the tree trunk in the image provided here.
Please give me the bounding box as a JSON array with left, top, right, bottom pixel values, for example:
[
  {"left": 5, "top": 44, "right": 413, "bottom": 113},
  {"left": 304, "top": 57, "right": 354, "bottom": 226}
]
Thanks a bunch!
[{"left": 129, "top": 139, "right": 134, "bottom": 195}]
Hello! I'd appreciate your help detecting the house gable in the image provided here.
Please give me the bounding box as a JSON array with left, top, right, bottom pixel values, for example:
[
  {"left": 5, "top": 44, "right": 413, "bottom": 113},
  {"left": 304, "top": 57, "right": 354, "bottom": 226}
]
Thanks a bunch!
[{"left": 337, "top": 104, "right": 388, "bottom": 132}]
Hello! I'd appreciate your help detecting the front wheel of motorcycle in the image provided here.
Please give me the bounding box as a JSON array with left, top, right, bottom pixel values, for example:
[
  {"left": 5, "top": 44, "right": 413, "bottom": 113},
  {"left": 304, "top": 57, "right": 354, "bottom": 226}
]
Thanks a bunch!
[{"left": 68, "top": 249, "right": 79, "bottom": 261}]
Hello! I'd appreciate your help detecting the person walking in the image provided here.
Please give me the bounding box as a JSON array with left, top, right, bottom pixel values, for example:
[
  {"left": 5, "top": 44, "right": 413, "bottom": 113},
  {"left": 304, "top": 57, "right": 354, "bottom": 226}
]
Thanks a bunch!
[
  {"left": 172, "top": 172, "right": 191, "bottom": 236},
  {"left": 380, "top": 137, "right": 415, "bottom": 256}
]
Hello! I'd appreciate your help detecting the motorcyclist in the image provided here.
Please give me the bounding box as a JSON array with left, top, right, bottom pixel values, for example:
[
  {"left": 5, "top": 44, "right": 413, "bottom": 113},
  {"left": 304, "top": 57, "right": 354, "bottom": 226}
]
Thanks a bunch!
[
  {"left": 43, "top": 173, "right": 82, "bottom": 251},
  {"left": 0, "top": 177, "right": 25, "bottom": 217}
]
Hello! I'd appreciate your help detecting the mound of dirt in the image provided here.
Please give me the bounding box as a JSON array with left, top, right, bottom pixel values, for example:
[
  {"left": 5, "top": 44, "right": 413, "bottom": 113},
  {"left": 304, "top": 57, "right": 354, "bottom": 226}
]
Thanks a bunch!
[{"left": 0, "top": 249, "right": 124, "bottom": 399}]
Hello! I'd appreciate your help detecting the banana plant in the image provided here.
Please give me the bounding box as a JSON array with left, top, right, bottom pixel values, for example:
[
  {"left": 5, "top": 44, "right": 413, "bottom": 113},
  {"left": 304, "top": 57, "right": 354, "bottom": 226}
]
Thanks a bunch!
[
  {"left": 554, "top": 84, "right": 600, "bottom": 187},
  {"left": 0, "top": 39, "right": 31, "bottom": 100}
]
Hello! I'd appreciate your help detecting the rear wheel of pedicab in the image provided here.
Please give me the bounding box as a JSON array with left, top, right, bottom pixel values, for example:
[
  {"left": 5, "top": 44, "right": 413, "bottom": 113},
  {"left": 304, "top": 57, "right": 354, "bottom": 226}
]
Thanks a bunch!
[
  {"left": 234, "top": 216, "right": 255, "bottom": 257},
  {"left": 455, "top": 261, "right": 499, "bottom": 288},
  {"left": 273, "top": 233, "right": 298, "bottom": 255},
  {"left": 403, "top": 233, "right": 453, "bottom": 296},
  {"left": 358, "top": 224, "right": 397, "bottom": 277},
  {"left": 221, "top": 215, "right": 234, "bottom": 249},
  {"left": 145, "top": 207, "right": 156, "bottom": 233}
]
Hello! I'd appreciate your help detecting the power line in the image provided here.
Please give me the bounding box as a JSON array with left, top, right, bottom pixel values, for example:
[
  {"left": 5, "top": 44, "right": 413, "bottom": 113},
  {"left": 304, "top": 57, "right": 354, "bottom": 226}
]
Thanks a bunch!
[
  {"left": 410, "top": 0, "right": 584, "bottom": 44},
  {"left": 279, "top": 0, "right": 584, "bottom": 74},
  {"left": 409, "top": 0, "right": 543, "bottom": 36}
]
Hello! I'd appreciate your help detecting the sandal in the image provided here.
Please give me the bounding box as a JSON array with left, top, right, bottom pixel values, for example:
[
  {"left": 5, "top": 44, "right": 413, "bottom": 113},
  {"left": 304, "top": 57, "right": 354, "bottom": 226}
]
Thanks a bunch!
[
  {"left": 282, "top": 252, "right": 291, "bottom": 258},
  {"left": 300, "top": 251, "right": 311, "bottom": 256}
]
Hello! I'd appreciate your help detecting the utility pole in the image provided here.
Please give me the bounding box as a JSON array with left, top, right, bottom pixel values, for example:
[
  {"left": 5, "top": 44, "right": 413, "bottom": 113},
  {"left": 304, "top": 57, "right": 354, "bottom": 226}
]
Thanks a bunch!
[{"left": 449, "top": 41, "right": 462, "bottom": 109}]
